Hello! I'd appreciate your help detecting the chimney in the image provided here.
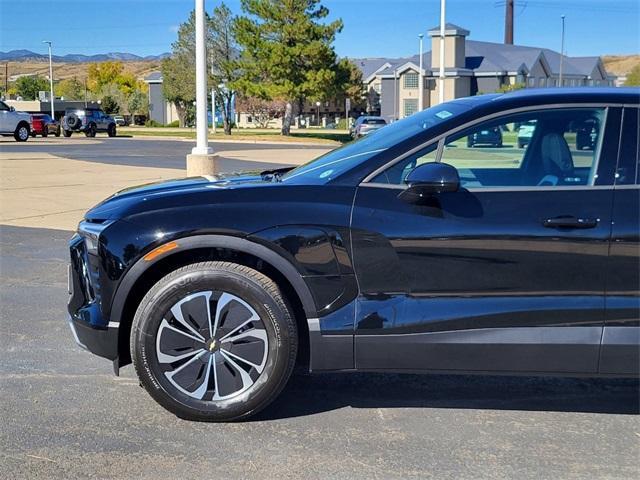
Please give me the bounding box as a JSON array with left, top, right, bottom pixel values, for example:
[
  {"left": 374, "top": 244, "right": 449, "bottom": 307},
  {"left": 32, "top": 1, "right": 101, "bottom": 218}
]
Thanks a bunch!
[{"left": 505, "top": 0, "right": 514, "bottom": 44}]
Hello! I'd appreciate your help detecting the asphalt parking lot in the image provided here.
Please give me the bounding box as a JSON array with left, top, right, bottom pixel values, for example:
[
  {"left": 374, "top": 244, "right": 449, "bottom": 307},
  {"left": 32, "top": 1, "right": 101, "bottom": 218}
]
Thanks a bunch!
[{"left": 1, "top": 138, "right": 639, "bottom": 479}]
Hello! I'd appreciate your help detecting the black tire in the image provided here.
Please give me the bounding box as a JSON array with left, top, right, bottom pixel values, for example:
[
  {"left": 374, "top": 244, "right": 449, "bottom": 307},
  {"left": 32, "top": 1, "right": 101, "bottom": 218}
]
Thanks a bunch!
[
  {"left": 85, "top": 123, "right": 96, "bottom": 137},
  {"left": 131, "top": 261, "right": 298, "bottom": 422},
  {"left": 107, "top": 124, "right": 116, "bottom": 137},
  {"left": 14, "top": 123, "right": 30, "bottom": 142},
  {"left": 63, "top": 129, "right": 72, "bottom": 138},
  {"left": 55, "top": 127, "right": 61, "bottom": 137},
  {"left": 42, "top": 129, "right": 48, "bottom": 138}
]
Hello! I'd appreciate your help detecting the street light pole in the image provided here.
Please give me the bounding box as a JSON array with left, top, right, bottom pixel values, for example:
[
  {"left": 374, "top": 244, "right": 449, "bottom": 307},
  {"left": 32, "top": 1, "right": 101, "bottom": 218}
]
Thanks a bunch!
[
  {"left": 438, "top": 0, "right": 446, "bottom": 104},
  {"left": 192, "top": 0, "right": 211, "bottom": 155},
  {"left": 559, "top": 15, "right": 566, "bottom": 87},
  {"left": 418, "top": 33, "right": 424, "bottom": 112},
  {"left": 315, "top": 101, "right": 321, "bottom": 127},
  {"left": 43, "top": 41, "right": 54, "bottom": 118}
]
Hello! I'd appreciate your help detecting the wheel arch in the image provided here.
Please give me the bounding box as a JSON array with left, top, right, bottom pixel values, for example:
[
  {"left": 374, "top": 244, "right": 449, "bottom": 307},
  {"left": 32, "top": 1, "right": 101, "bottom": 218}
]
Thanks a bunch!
[{"left": 111, "top": 234, "right": 317, "bottom": 369}]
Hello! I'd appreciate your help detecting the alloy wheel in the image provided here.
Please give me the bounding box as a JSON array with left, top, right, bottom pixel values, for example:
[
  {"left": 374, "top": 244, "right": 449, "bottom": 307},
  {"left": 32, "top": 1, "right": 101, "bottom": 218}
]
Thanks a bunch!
[
  {"left": 18, "top": 126, "right": 28, "bottom": 140},
  {"left": 155, "top": 290, "right": 268, "bottom": 401}
]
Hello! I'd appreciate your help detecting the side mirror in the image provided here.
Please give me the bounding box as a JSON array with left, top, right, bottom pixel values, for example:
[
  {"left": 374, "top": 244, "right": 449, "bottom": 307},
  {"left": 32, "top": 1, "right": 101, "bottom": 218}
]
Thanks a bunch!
[
  {"left": 398, "top": 162, "right": 460, "bottom": 204},
  {"left": 9, "top": 106, "right": 15, "bottom": 112}
]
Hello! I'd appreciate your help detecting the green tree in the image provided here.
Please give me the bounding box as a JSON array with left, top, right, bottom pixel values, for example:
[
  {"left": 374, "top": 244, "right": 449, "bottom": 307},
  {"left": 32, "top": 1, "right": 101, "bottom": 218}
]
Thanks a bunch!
[
  {"left": 15, "top": 75, "right": 50, "bottom": 100},
  {"left": 127, "top": 89, "right": 148, "bottom": 117},
  {"left": 101, "top": 95, "right": 120, "bottom": 114},
  {"left": 210, "top": 2, "right": 240, "bottom": 135},
  {"left": 55, "top": 78, "right": 84, "bottom": 100},
  {"left": 162, "top": 11, "right": 197, "bottom": 127},
  {"left": 87, "top": 61, "right": 124, "bottom": 93},
  {"left": 625, "top": 64, "right": 640, "bottom": 86},
  {"left": 233, "top": 0, "right": 344, "bottom": 135}
]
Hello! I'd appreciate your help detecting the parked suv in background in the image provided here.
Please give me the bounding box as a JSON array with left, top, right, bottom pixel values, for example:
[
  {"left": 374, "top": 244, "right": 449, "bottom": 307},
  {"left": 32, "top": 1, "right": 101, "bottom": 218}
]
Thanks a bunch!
[
  {"left": 0, "top": 100, "right": 32, "bottom": 141},
  {"left": 62, "top": 108, "right": 117, "bottom": 137},
  {"left": 113, "top": 115, "right": 127, "bottom": 126},
  {"left": 351, "top": 116, "right": 387, "bottom": 138}
]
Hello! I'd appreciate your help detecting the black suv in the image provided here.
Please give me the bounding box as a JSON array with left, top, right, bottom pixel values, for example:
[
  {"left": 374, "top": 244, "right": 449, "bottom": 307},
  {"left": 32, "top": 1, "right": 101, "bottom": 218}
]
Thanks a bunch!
[
  {"left": 67, "top": 88, "right": 640, "bottom": 422},
  {"left": 62, "top": 108, "right": 117, "bottom": 137}
]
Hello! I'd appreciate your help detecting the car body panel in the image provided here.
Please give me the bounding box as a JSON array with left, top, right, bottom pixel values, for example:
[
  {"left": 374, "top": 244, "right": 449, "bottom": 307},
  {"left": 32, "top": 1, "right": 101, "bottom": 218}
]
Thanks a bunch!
[{"left": 66, "top": 88, "right": 640, "bottom": 376}]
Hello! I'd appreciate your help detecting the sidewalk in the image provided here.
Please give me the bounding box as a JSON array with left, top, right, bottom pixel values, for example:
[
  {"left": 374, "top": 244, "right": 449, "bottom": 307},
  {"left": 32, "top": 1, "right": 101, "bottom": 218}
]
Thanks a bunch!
[{"left": 0, "top": 139, "right": 325, "bottom": 231}]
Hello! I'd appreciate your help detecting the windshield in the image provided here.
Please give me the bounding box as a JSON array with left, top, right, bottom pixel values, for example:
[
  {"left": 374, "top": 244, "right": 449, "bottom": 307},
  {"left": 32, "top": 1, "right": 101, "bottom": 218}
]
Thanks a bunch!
[{"left": 281, "top": 101, "right": 476, "bottom": 184}]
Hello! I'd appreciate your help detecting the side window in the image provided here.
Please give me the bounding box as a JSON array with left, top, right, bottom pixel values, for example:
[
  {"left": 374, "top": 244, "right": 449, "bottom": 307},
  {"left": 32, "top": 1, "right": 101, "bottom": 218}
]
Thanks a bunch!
[
  {"left": 440, "top": 108, "right": 605, "bottom": 188},
  {"left": 370, "top": 144, "right": 438, "bottom": 184},
  {"left": 615, "top": 108, "right": 639, "bottom": 185},
  {"left": 0, "top": 101, "right": 9, "bottom": 111}
]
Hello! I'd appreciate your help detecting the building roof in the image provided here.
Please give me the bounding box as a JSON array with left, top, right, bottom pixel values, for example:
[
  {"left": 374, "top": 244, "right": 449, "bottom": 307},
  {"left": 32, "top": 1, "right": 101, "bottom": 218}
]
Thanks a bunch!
[
  {"left": 427, "top": 23, "right": 470, "bottom": 37},
  {"left": 144, "top": 71, "right": 163, "bottom": 83},
  {"left": 355, "top": 29, "right": 608, "bottom": 81}
]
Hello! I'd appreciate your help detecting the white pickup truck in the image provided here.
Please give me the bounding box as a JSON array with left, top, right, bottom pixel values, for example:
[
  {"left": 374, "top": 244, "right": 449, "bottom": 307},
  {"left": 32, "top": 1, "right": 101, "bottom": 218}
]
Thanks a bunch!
[{"left": 0, "top": 100, "right": 32, "bottom": 142}]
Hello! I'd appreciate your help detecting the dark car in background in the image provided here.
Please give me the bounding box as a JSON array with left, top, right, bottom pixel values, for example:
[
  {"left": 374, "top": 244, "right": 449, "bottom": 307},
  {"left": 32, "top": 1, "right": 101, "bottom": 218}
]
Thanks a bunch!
[
  {"left": 351, "top": 116, "right": 387, "bottom": 138},
  {"left": 62, "top": 108, "right": 117, "bottom": 138},
  {"left": 31, "top": 114, "right": 60, "bottom": 137},
  {"left": 467, "top": 125, "right": 503, "bottom": 147},
  {"left": 67, "top": 88, "right": 640, "bottom": 422}
]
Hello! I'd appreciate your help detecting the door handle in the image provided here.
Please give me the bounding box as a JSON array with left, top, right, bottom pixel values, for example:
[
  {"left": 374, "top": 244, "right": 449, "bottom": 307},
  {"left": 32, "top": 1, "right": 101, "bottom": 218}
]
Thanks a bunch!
[{"left": 543, "top": 216, "right": 598, "bottom": 229}]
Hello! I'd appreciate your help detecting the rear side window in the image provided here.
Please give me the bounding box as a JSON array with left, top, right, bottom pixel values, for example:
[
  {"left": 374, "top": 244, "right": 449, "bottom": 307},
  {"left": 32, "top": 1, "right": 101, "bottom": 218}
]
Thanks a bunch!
[{"left": 616, "top": 108, "right": 639, "bottom": 185}]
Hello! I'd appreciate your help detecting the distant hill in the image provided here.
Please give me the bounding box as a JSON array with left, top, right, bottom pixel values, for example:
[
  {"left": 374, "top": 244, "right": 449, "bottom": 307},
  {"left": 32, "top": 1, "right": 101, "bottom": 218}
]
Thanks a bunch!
[
  {"left": 0, "top": 49, "right": 169, "bottom": 63},
  {"left": 602, "top": 55, "right": 640, "bottom": 77}
]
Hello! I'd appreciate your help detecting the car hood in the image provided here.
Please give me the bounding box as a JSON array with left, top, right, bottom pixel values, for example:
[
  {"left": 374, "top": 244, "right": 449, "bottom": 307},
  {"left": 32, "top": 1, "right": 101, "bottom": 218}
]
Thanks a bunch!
[{"left": 84, "top": 170, "right": 277, "bottom": 222}]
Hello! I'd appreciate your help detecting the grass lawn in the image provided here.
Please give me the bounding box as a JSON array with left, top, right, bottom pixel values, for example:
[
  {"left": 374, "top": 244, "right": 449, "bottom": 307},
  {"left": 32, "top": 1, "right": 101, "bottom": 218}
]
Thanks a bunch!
[{"left": 118, "top": 127, "right": 350, "bottom": 145}]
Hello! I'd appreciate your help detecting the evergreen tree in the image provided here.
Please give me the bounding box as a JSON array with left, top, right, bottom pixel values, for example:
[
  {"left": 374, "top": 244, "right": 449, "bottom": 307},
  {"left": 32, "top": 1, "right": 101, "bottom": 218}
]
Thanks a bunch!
[{"left": 233, "top": 0, "right": 343, "bottom": 135}]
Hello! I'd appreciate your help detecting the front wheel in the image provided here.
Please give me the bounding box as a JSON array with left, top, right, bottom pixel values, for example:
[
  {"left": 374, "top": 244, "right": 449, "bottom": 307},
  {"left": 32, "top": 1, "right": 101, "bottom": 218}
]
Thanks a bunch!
[
  {"left": 55, "top": 127, "right": 61, "bottom": 137},
  {"left": 42, "top": 129, "right": 48, "bottom": 138},
  {"left": 14, "top": 123, "right": 29, "bottom": 142},
  {"left": 85, "top": 124, "right": 96, "bottom": 137},
  {"left": 107, "top": 124, "right": 117, "bottom": 137},
  {"left": 131, "top": 261, "right": 298, "bottom": 422}
]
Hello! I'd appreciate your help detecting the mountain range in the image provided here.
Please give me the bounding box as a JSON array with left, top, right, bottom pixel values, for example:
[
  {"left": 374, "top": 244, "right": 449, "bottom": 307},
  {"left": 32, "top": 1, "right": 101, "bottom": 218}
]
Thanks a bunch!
[{"left": 0, "top": 49, "right": 170, "bottom": 63}]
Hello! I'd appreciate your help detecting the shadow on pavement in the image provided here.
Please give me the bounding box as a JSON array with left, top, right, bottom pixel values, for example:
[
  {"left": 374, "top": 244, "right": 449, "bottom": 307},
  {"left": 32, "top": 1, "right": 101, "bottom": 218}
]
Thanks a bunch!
[{"left": 256, "top": 371, "right": 640, "bottom": 420}]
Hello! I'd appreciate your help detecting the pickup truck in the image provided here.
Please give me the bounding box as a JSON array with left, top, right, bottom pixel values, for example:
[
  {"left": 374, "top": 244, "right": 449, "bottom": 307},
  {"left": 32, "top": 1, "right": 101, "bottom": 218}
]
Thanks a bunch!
[{"left": 0, "top": 100, "right": 32, "bottom": 141}]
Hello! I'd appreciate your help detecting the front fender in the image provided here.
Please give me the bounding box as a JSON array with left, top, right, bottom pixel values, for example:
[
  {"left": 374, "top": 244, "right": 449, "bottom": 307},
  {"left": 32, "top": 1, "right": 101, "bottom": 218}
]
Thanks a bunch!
[{"left": 109, "top": 234, "right": 319, "bottom": 327}]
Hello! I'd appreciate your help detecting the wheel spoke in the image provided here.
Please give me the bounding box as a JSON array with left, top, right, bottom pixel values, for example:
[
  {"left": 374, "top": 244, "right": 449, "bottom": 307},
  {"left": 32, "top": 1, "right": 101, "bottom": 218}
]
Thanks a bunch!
[
  {"left": 164, "top": 350, "right": 211, "bottom": 399},
  {"left": 222, "top": 346, "right": 266, "bottom": 374},
  {"left": 219, "top": 350, "right": 254, "bottom": 394},
  {"left": 212, "top": 293, "right": 259, "bottom": 337},
  {"left": 170, "top": 292, "right": 212, "bottom": 341},
  {"left": 221, "top": 328, "right": 268, "bottom": 344},
  {"left": 156, "top": 319, "right": 205, "bottom": 364}
]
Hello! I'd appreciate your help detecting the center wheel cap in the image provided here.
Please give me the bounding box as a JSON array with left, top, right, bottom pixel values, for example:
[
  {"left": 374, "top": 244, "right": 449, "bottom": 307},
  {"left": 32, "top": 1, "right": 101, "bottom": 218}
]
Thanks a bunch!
[{"left": 207, "top": 339, "right": 217, "bottom": 352}]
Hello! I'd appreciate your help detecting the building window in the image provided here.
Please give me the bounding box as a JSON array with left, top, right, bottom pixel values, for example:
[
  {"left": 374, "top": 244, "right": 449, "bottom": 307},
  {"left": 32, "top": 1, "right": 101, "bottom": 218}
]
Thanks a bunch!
[
  {"left": 538, "top": 77, "right": 546, "bottom": 87},
  {"left": 527, "top": 77, "right": 535, "bottom": 87},
  {"left": 403, "top": 72, "right": 419, "bottom": 89},
  {"left": 403, "top": 99, "right": 419, "bottom": 117}
]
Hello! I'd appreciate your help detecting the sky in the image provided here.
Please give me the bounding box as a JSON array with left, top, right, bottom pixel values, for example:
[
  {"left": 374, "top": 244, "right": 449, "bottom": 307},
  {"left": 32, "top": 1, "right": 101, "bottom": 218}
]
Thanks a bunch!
[{"left": 0, "top": 0, "right": 638, "bottom": 59}]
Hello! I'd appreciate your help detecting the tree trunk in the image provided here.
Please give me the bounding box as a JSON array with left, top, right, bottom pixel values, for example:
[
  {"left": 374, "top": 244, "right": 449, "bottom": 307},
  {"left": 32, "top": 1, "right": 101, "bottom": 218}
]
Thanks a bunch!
[
  {"left": 176, "top": 103, "right": 188, "bottom": 128},
  {"left": 223, "top": 94, "right": 232, "bottom": 135},
  {"left": 281, "top": 102, "right": 293, "bottom": 135}
]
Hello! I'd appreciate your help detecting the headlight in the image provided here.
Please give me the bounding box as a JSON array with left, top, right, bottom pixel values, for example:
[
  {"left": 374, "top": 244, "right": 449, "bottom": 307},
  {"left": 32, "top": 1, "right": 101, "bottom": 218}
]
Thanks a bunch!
[{"left": 77, "top": 220, "right": 113, "bottom": 255}]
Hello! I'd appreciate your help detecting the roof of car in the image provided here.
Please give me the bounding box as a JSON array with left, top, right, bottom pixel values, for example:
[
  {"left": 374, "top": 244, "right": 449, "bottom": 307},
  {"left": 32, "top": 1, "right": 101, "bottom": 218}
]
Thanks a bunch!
[{"left": 495, "top": 87, "right": 639, "bottom": 105}]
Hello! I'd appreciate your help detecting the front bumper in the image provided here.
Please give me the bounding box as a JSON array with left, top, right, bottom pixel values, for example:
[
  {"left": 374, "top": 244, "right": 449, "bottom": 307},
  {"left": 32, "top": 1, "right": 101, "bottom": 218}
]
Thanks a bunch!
[
  {"left": 67, "top": 234, "right": 119, "bottom": 362},
  {"left": 67, "top": 314, "right": 119, "bottom": 360}
]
